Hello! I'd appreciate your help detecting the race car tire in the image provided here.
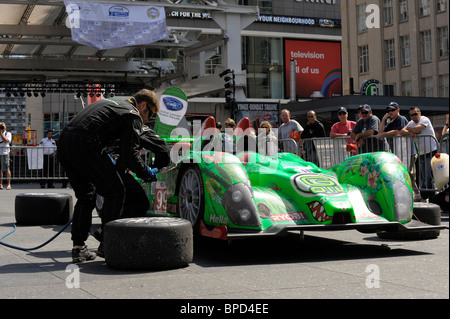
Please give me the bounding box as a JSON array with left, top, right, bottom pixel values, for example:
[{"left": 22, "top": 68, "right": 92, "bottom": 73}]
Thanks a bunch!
[
  {"left": 104, "top": 217, "right": 193, "bottom": 270},
  {"left": 377, "top": 202, "right": 441, "bottom": 240},
  {"left": 15, "top": 193, "right": 73, "bottom": 225},
  {"left": 178, "top": 166, "right": 205, "bottom": 232}
]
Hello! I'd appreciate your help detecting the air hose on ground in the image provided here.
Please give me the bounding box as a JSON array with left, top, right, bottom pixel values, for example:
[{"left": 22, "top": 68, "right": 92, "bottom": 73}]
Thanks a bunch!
[{"left": 0, "top": 219, "right": 72, "bottom": 251}]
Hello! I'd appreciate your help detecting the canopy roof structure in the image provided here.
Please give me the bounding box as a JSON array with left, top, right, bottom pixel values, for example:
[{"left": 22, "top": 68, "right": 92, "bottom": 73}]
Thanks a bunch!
[{"left": 0, "top": 0, "right": 257, "bottom": 95}]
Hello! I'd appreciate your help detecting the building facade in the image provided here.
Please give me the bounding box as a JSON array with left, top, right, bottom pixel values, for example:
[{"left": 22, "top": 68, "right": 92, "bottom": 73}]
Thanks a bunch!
[
  {"left": 342, "top": 0, "right": 449, "bottom": 97},
  {"left": 1, "top": 0, "right": 344, "bottom": 140}
]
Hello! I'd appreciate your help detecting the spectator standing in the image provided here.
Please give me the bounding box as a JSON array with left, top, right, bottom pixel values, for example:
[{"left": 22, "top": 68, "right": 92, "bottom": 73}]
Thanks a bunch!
[
  {"left": 376, "top": 102, "right": 409, "bottom": 163},
  {"left": 330, "top": 107, "right": 356, "bottom": 138},
  {"left": 0, "top": 122, "right": 12, "bottom": 190},
  {"left": 301, "top": 110, "right": 326, "bottom": 164},
  {"left": 377, "top": 102, "right": 409, "bottom": 140},
  {"left": 351, "top": 104, "right": 385, "bottom": 153},
  {"left": 222, "top": 118, "right": 236, "bottom": 153},
  {"left": 39, "top": 129, "right": 57, "bottom": 188},
  {"left": 442, "top": 113, "right": 449, "bottom": 137},
  {"left": 357, "top": 104, "right": 364, "bottom": 119},
  {"left": 278, "top": 109, "right": 303, "bottom": 154},
  {"left": 258, "top": 121, "right": 278, "bottom": 156},
  {"left": 330, "top": 107, "right": 357, "bottom": 158},
  {"left": 401, "top": 107, "right": 438, "bottom": 201}
]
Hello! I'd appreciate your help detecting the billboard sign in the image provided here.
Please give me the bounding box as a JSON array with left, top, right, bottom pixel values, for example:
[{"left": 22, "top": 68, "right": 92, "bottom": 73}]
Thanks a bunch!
[{"left": 285, "top": 40, "right": 342, "bottom": 98}]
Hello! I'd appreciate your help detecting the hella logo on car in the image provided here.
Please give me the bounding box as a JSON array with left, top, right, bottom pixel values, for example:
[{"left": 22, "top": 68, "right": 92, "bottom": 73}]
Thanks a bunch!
[{"left": 163, "top": 97, "right": 183, "bottom": 111}]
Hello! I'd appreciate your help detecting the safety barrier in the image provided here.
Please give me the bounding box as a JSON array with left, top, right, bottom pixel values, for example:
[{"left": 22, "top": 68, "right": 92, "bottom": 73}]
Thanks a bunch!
[
  {"left": 1, "top": 146, "right": 68, "bottom": 183},
  {"left": 299, "top": 134, "right": 443, "bottom": 194},
  {"left": 1, "top": 135, "right": 447, "bottom": 194}
]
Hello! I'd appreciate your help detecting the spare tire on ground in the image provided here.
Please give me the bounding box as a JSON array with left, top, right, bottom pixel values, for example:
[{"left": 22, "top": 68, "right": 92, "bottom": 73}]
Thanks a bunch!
[
  {"left": 15, "top": 193, "right": 73, "bottom": 225},
  {"left": 377, "top": 202, "right": 441, "bottom": 240},
  {"left": 104, "top": 217, "right": 193, "bottom": 270}
]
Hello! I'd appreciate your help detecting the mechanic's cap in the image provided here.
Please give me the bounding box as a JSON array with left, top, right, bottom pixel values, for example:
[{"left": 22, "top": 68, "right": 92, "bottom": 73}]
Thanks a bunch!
[
  {"left": 387, "top": 102, "right": 399, "bottom": 110},
  {"left": 361, "top": 104, "right": 372, "bottom": 112},
  {"left": 337, "top": 107, "right": 347, "bottom": 114}
]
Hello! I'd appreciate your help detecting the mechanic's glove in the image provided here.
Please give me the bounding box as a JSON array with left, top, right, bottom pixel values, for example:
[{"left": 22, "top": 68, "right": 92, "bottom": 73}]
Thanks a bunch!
[
  {"left": 145, "top": 166, "right": 158, "bottom": 182},
  {"left": 108, "top": 154, "right": 116, "bottom": 166}
]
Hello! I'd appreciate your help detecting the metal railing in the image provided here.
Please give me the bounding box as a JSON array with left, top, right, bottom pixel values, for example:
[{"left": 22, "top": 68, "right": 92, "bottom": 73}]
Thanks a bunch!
[
  {"left": 1, "top": 146, "right": 68, "bottom": 183},
  {"left": 298, "top": 134, "right": 443, "bottom": 194},
  {"left": 2, "top": 134, "right": 447, "bottom": 195}
]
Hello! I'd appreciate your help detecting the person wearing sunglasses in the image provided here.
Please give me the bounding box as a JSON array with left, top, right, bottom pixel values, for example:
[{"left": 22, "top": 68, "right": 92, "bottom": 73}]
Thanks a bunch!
[
  {"left": 377, "top": 102, "right": 409, "bottom": 140},
  {"left": 301, "top": 110, "right": 326, "bottom": 164},
  {"left": 401, "top": 107, "right": 438, "bottom": 201},
  {"left": 351, "top": 104, "right": 385, "bottom": 153},
  {"left": 57, "top": 89, "right": 160, "bottom": 263},
  {"left": 330, "top": 107, "right": 356, "bottom": 138}
]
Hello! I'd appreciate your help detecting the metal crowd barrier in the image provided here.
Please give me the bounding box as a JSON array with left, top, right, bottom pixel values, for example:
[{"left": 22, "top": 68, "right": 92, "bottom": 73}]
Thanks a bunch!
[
  {"left": 1, "top": 146, "right": 68, "bottom": 183},
  {"left": 2, "top": 135, "right": 446, "bottom": 194},
  {"left": 298, "top": 134, "right": 443, "bottom": 194}
]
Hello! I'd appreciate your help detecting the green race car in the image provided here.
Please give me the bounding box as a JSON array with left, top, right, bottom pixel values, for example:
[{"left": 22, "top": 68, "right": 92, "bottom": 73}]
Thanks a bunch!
[{"left": 140, "top": 116, "right": 445, "bottom": 241}]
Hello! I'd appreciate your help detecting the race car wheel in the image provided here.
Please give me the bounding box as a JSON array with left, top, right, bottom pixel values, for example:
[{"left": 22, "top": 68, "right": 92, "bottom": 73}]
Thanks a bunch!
[
  {"left": 15, "top": 193, "right": 73, "bottom": 225},
  {"left": 377, "top": 202, "right": 441, "bottom": 240},
  {"left": 104, "top": 217, "right": 193, "bottom": 270},
  {"left": 178, "top": 166, "right": 204, "bottom": 231}
]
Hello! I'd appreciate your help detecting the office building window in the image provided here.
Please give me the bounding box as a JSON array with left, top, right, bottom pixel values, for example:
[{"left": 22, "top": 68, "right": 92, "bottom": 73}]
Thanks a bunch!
[
  {"left": 437, "top": 0, "right": 447, "bottom": 12},
  {"left": 401, "top": 81, "right": 412, "bottom": 96},
  {"left": 421, "top": 77, "right": 434, "bottom": 97},
  {"left": 438, "top": 26, "right": 449, "bottom": 59},
  {"left": 399, "top": 0, "right": 409, "bottom": 22},
  {"left": 385, "top": 39, "right": 396, "bottom": 69},
  {"left": 243, "top": 36, "right": 283, "bottom": 99},
  {"left": 239, "top": 0, "right": 273, "bottom": 14},
  {"left": 420, "top": 30, "right": 432, "bottom": 62},
  {"left": 357, "top": 4, "right": 368, "bottom": 33},
  {"left": 400, "top": 35, "right": 411, "bottom": 66},
  {"left": 383, "top": 0, "right": 393, "bottom": 26},
  {"left": 358, "top": 45, "right": 370, "bottom": 74},
  {"left": 419, "top": 0, "right": 431, "bottom": 16},
  {"left": 439, "top": 74, "right": 449, "bottom": 97}
]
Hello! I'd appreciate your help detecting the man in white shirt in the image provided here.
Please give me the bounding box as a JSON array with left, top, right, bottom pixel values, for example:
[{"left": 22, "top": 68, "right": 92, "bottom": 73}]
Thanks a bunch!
[
  {"left": 0, "top": 122, "right": 12, "bottom": 190},
  {"left": 278, "top": 109, "right": 303, "bottom": 154},
  {"left": 39, "top": 129, "right": 57, "bottom": 188},
  {"left": 401, "top": 107, "right": 438, "bottom": 200}
]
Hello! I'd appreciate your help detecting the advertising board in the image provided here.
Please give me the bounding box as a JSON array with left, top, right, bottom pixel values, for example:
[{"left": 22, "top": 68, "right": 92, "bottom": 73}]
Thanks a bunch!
[{"left": 285, "top": 40, "right": 342, "bottom": 98}]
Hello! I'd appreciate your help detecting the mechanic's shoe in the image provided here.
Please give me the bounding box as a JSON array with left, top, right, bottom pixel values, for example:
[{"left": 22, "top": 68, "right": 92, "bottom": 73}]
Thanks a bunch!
[
  {"left": 72, "top": 246, "right": 96, "bottom": 263},
  {"left": 97, "top": 243, "right": 105, "bottom": 259}
]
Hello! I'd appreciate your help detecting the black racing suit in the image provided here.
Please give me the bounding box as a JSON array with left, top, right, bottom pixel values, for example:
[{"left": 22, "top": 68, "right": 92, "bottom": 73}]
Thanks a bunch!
[
  {"left": 106, "top": 125, "right": 171, "bottom": 219},
  {"left": 57, "top": 98, "right": 151, "bottom": 247}
]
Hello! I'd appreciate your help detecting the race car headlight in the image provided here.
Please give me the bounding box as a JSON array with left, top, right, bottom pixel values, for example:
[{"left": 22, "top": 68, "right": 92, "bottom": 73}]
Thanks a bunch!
[
  {"left": 257, "top": 203, "right": 272, "bottom": 219},
  {"left": 222, "top": 183, "right": 261, "bottom": 227},
  {"left": 239, "top": 209, "right": 251, "bottom": 222},
  {"left": 393, "top": 180, "right": 412, "bottom": 221},
  {"left": 232, "top": 190, "right": 243, "bottom": 203}
]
